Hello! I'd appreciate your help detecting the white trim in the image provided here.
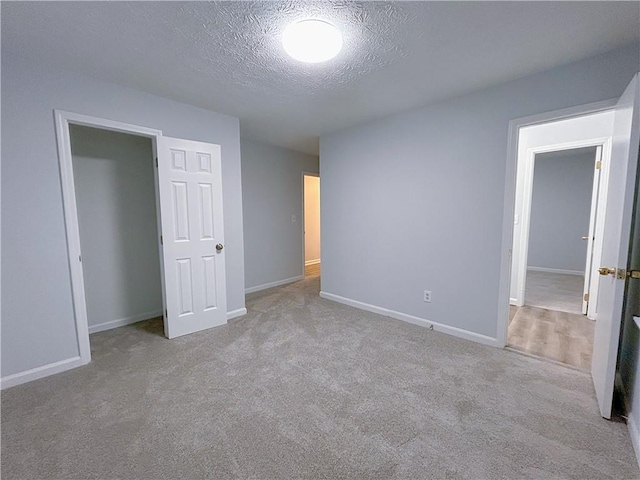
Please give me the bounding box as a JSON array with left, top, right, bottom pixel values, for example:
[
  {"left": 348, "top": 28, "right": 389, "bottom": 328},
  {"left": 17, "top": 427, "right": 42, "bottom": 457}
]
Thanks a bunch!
[
  {"left": 245, "top": 275, "right": 304, "bottom": 294},
  {"left": 498, "top": 98, "right": 617, "bottom": 348},
  {"left": 506, "top": 98, "right": 617, "bottom": 130},
  {"left": 582, "top": 145, "right": 603, "bottom": 315},
  {"left": 319, "top": 291, "right": 499, "bottom": 348},
  {"left": 227, "top": 308, "right": 247, "bottom": 320},
  {"left": 305, "top": 259, "right": 321, "bottom": 266},
  {"left": 513, "top": 137, "right": 611, "bottom": 307},
  {"left": 0, "top": 356, "right": 87, "bottom": 390},
  {"left": 88, "top": 310, "right": 163, "bottom": 334},
  {"left": 615, "top": 373, "right": 640, "bottom": 470},
  {"left": 509, "top": 297, "right": 518, "bottom": 305},
  {"left": 54, "top": 110, "right": 163, "bottom": 367},
  {"left": 629, "top": 414, "right": 640, "bottom": 471},
  {"left": 527, "top": 266, "right": 584, "bottom": 276}
]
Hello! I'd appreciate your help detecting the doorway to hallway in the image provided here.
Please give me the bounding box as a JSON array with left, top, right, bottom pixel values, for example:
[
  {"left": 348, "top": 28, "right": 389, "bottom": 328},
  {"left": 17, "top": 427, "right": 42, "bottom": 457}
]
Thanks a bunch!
[
  {"left": 506, "top": 110, "right": 614, "bottom": 371},
  {"left": 303, "top": 173, "right": 321, "bottom": 278}
]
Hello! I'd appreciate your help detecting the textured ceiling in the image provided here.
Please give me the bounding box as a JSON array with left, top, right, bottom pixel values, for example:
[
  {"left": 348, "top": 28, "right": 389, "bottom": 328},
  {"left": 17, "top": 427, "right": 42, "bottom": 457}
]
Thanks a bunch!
[{"left": 3, "top": 1, "right": 639, "bottom": 155}]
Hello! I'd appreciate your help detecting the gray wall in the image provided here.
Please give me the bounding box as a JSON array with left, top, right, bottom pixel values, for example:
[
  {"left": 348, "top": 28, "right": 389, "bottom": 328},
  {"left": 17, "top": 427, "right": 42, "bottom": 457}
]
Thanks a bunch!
[
  {"left": 241, "top": 139, "right": 319, "bottom": 290},
  {"left": 1, "top": 53, "right": 245, "bottom": 378},
  {"left": 528, "top": 149, "right": 596, "bottom": 273},
  {"left": 320, "top": 43, "right": 639, "bottom": 339},
  {"left": 71, "top": 125, "right": 162, "bottom": 330}
]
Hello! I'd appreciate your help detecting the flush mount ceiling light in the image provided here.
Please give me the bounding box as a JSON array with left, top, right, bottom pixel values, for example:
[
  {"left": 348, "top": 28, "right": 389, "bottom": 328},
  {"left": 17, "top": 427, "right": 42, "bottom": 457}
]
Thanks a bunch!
[{"left": 282, "top": 19, "right": 343, "bottom": 63}]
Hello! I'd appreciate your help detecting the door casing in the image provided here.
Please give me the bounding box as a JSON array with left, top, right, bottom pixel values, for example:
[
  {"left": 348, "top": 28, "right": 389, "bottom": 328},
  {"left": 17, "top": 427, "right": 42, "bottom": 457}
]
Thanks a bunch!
[
  {"left": 511, "top": 137, "right": 611, "bottom": 316},
  {"left": 54, "top": 110, "right": 164, "bottom": 366},
  {"left": 497, "top": 98, "right": 617, "bottom": 347}
]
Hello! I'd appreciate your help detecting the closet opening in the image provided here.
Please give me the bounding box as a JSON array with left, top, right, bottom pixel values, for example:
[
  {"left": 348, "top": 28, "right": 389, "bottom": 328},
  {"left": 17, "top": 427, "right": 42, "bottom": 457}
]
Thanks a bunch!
[{"left": 69, "top": 124, "right": 165, "bottom": 343}]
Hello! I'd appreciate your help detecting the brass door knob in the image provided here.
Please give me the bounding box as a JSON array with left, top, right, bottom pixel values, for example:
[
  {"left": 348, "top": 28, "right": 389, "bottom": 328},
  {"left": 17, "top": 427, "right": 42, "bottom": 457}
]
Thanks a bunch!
[
  {"left": 216, "top": 243, "right": 224, "bottom": 251},
  {"left": 598, "top": 267, "right": 616, "bottom": 276}
]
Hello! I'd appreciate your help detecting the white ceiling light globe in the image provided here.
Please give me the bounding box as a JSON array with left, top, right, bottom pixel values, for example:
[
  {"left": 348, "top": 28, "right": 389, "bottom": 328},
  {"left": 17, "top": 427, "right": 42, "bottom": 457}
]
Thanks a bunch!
[{"left": 282, "top": 19, "right": 343, "bottom": 63}]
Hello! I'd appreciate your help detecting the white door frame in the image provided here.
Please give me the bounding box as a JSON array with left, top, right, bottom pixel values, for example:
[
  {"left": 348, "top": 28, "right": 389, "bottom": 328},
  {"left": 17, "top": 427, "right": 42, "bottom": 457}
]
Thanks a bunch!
[
  {"left": 54, "top": 110, "right": 163, "bottom": 365},
  {"left": 301, "top": 172, "right": 320, "bottom": 277},
  {"left": 583, "top": 145, "right": 603, "bottom": 316},
  {"left": 512, "top": 137, "right": 612, "bottom": 313},
  {"left": 497, "top": 98, "right": 617, "bottom": 347}
]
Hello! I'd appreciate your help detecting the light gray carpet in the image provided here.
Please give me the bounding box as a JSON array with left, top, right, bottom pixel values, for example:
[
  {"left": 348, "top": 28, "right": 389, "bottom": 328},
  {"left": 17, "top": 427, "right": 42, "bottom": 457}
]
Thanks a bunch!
[
  {"left": 2, "top": 277, "right": 638, "bottom": 479},
  {"left": 526, "top": 270, "right": 585, "bottom": 315}
]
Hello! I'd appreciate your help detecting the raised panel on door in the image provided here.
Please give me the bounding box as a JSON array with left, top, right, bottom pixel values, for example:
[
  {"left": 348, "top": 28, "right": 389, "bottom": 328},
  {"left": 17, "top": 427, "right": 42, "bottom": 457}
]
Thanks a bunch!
[
  {"left": 172, "top": 181, "right": 190, "bottom": 242},
  {"left": 176, "top": 258, "right": 194, "bottom": 316},
  {"left": 157, "top": 137, "right": 226, "bottom": 339},
  {"left": 202, "top": 255, "right": 218, "bottom": 310},
  {"left": 198, "top": 183, "right": 215, "bottom": 240}
]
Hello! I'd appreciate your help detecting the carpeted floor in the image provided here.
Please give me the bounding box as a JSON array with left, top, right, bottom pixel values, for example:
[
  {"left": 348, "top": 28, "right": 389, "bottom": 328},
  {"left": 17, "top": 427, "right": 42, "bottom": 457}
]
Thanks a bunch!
[
  {"left": 525, "top": 270, "right": 584, "bottom": 315},
  {"left": 2, "top": 277, "right": 638, "bottom": 479}
]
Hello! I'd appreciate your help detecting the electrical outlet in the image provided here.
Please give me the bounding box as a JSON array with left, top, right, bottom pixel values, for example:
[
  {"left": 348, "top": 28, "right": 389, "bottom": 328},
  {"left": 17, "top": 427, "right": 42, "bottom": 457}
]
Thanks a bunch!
[{"left": 423, "top": 290, "right": 432, "bottom": 303}]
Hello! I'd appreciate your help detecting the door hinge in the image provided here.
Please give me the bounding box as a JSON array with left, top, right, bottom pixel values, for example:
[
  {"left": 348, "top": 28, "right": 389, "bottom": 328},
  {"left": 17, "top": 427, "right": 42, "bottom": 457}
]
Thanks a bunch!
[
  {"left": 160, "top": 235, "right": 163, "bottom": 245},
  {"left": 617, "top": 268, "right": 627, "bottom": 280},
  {"left": 165, "top": 308, "right": 168, "bottom": 318},
  {"left": 155, "top": 157, "right": 158, "bottom": 168},
  {"left": 627, "top": 270, "right": 640, "bottom": 279},
  {"left": 79, "top": 255, "right": 82, "bottom": 262},
  {"left": 596, "top": 160, "right": 602, "bottom": 170},
  {"left": 584, "top": 293, "right": 589, "bottom": 302}
]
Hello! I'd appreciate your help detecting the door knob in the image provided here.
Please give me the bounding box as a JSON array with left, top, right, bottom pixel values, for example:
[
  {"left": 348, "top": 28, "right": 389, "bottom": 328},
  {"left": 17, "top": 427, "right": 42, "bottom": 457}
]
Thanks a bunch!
[
  {"left": 582, "top": 236, "right": 589, "bottom": 240},
  {"left": 598, "top": 267, "right": 616, "bottom": 276},
  {"left": 216, "top": 243, "right": 224, "bottom": 251}
]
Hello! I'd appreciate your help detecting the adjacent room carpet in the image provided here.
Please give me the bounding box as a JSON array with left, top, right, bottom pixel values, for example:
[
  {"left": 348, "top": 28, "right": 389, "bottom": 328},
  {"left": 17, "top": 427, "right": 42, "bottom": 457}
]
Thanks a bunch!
[
  {"left": 2, "top": 277, "right": 637, "bottom": 479},
  {"left": 525, "top": 270, "right": 584, "bottom": 315}
]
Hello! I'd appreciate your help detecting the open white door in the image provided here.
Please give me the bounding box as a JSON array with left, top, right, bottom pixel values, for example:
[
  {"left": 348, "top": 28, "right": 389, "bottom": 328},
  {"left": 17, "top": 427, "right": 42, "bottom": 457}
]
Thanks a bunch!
[
  {"left": 582, "top": 146, "right": 602, "bottom": 316},
  {"left": 157, "top": 137, "right": 227, "bottom": 339},
  {"left": 591, "top": 74, "right": 640, "bottom": 419}
]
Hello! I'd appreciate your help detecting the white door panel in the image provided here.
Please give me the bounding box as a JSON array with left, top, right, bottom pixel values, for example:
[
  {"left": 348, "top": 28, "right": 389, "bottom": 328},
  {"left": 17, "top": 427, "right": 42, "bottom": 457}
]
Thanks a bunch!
[
  {"left": 592, "top": 74, "right": 639, "bottom": 418},
  {"left": 583, "top": 146, "right": 602, "bottom": 316},
  {"left": 157, "top": 137, "right": 227, "bottom": 338}
]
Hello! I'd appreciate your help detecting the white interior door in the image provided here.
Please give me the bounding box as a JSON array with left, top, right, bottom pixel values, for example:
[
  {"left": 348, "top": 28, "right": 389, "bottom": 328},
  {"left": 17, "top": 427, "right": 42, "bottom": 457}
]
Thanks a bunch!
[
  {"left": 582, "top": 146, "right": 602, "bottom": 315},
  {"left": 591, "top": 74, "right": 639, "bottom": 419},
  {"left": 157, "top": 136, "right": 227, "bottom": 339}
]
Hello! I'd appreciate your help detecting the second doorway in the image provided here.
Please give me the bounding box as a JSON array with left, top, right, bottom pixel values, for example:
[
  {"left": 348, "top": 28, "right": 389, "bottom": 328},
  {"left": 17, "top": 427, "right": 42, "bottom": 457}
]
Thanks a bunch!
[{"left": 303, "top": 174, "right": 321, "bottom": 278}]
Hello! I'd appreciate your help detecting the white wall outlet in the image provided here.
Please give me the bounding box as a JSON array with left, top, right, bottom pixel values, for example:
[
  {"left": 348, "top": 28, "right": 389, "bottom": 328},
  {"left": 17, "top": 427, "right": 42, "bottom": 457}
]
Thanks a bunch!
[
  {"left": 291, "top": 215, "right": 297, "bottom": 222},
  {"left": 423, "top": 290, "right": 432, "bottom": 303}
]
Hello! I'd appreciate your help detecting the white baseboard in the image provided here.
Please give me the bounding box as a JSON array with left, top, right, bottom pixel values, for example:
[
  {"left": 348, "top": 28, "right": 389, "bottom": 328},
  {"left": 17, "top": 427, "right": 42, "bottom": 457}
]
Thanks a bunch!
[
  {"left": 319, "top": 291, "right": 499, "bottom": 348},
  {"left": 305, "top": 259, "right": 321, "bottom": 266},
  {"left": 527, "top": 266, "right": 583, "bottom": 276},
  {"left": 88, "top": 309, "right": 163, "bottom": 334},
  {"left": 616, "top": 372, "right": 640, "bottom": 470},
  {"left": 629, "top": 413, "right": 640, "bottom": 471},
  {"left": 227, "top": 307, "right": 247, "bottom": 320},
  {"left": 245, "top": 275, "right": 303, "bottom": 294},
  {"left": 0, "top": 356, "right": 87, "bottom": 390},
  {"left": 2, "top": 307, "right": 249, "bottom": 390}
]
